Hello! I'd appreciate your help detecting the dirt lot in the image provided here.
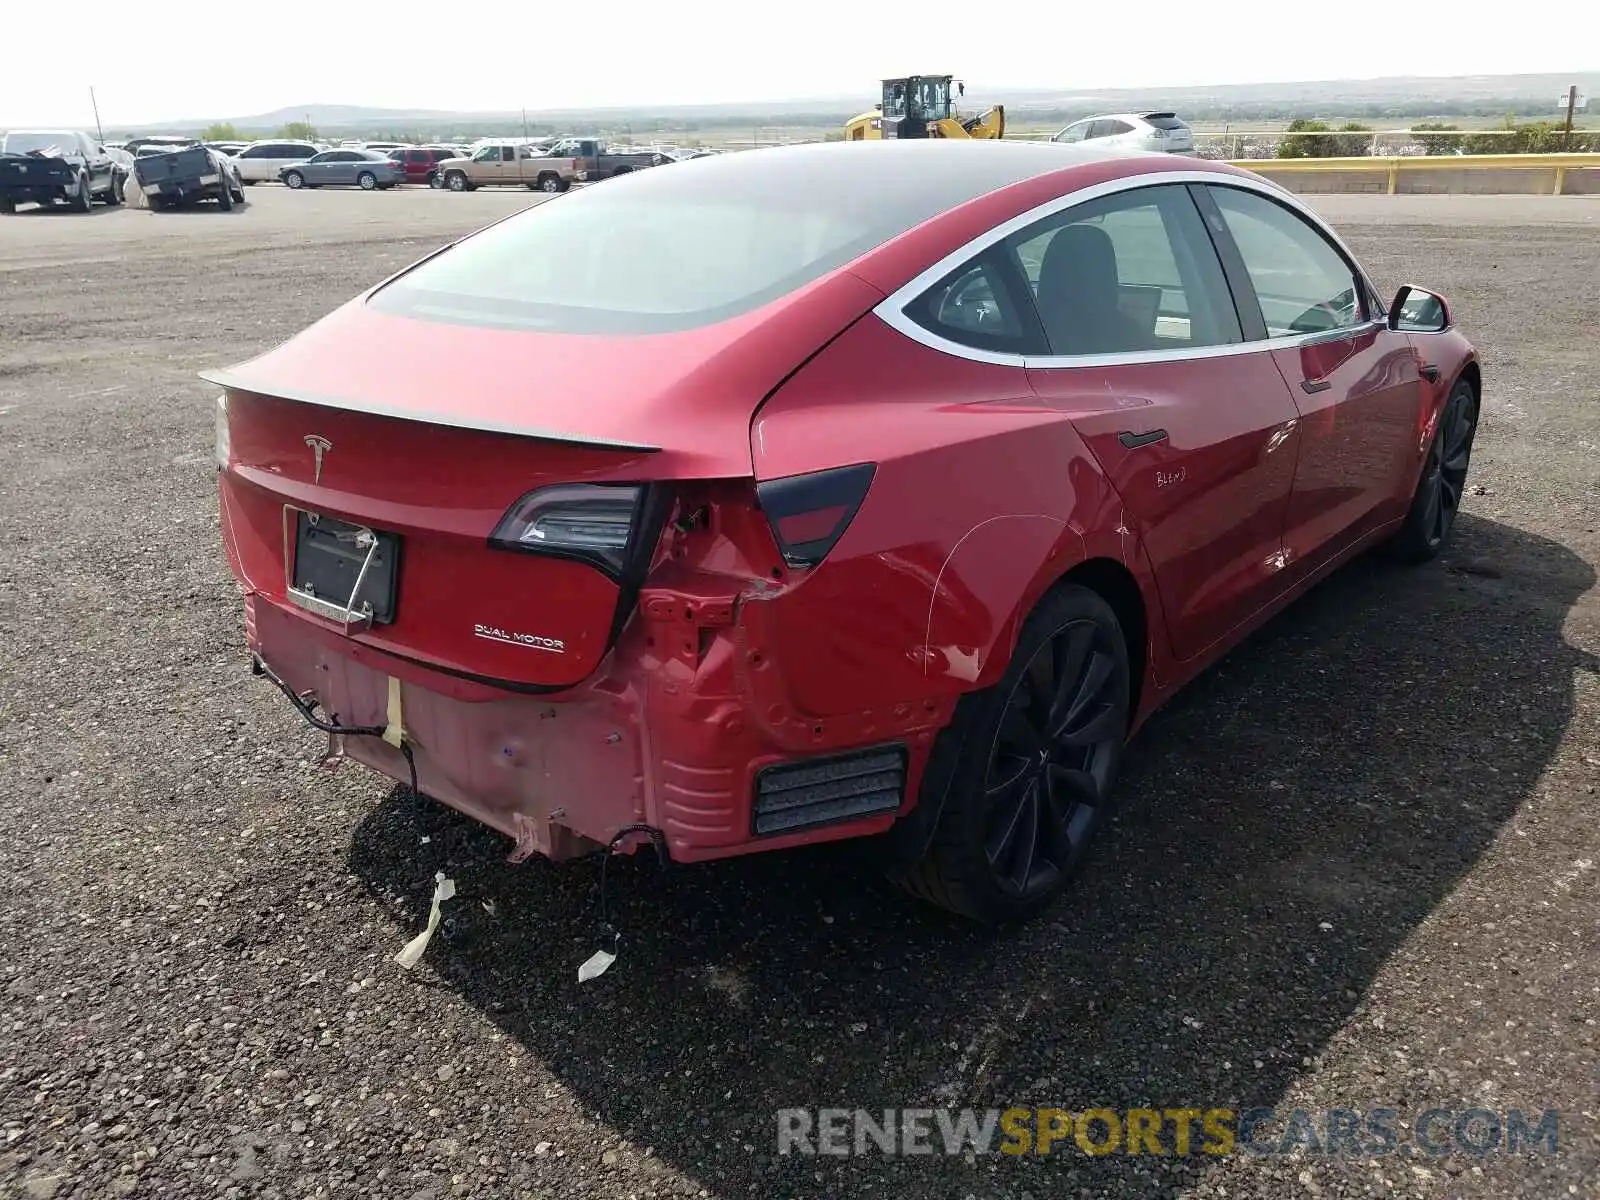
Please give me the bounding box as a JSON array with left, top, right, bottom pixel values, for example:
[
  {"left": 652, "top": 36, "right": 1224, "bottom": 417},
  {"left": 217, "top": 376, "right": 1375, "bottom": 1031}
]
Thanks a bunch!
[{"left": 1, "top": 186, "right": 1597, "bottom": 1200}]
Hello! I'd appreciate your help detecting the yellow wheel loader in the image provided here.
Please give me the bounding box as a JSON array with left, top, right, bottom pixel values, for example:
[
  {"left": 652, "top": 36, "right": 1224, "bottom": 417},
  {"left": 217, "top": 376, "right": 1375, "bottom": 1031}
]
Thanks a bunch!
[{"left": 844, "top": 75, "right": 1005, "bottom": 141}]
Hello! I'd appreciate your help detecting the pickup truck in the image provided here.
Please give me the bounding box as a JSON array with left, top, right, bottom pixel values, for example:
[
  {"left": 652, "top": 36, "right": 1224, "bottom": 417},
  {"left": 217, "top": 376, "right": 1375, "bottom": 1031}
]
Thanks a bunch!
[
  {"left": 544, "top": 137, "right": 666, "bottom": 180},
  {"left": 435, "top": 141, "right": 585, "bottom": 193},
  {"left": 0, "top": 130, "right": 122, "bottom": 213},
  {"left": 133, "top": 145, "right": 245, "bottom": 211}
]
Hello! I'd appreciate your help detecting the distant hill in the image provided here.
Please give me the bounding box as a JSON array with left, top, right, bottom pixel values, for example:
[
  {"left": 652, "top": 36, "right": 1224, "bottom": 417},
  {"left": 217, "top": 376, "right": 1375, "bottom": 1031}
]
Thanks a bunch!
[{"left": 113, "top": 71, "right": 1600, "bottom": 137}]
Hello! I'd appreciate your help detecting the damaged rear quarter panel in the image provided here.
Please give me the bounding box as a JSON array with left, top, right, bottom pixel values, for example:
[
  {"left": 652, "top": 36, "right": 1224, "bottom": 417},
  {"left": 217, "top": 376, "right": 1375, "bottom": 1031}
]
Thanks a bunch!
[{"left": 746, "top": 314, "right": 1115, "bottom": 718}]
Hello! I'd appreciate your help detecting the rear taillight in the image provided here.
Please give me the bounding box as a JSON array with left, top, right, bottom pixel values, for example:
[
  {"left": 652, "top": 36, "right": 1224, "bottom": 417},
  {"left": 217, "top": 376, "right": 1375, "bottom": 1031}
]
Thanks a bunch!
[
  {"left": 489, "top": 483, "right": 645, "bottom": 573},
  {"left": 755, "top": 463, "right": 875, "bottom": 568}
]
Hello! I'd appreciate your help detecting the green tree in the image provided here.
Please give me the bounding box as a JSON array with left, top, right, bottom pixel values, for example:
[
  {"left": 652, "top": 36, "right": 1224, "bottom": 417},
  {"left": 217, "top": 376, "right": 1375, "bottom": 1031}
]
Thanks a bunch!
[
  {"left": 1333, "top": 122, "right": 1373, "bottom": 156},
  {"left": 1276, "top": 118, "right": 1330, "bottom": 158},
  {"left": 201, "top": 122, "right": 240, "bottom": 142},
  {"left": 279, "top": 121, "right": 318, "bottom": 141},
  {"left": 1412, "top": 122, "right": 1464, "bottom": 155},
  {"left": 1278, "top": 118, "right": 1372, "bottom": 158}
]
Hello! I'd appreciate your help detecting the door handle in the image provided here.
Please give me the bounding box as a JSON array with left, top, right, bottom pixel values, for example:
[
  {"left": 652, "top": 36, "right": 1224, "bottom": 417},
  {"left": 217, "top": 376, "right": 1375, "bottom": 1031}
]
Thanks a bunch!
[
  {"left": 1300, "top": 378, "right": 1332, "bottom": 394},
  {"left": 1419, "top": 363, "right": 1441, "bottom": 383},
  {"left": 1117, "top": 429, "right": 1168, "bottom": 449}
]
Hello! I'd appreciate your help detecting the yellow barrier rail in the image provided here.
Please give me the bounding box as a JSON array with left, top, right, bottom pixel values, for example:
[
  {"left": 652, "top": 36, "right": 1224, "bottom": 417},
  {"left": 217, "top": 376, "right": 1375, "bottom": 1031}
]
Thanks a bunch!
[{"left": 1227, "top": 152, "right": 1600, "bottom": 196}]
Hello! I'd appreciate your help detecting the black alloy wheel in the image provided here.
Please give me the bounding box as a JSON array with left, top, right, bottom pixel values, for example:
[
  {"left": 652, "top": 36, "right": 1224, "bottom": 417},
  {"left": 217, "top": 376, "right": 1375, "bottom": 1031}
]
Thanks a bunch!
[
  {"left": 1388, "top": 377, "right": 1479, "bottom": 562},
  {"left": 984, "top": 617, "right": 1125, "bottom": 899},
  {"left": 897, "top": 584, "right": 1131, "bottom": 923}
]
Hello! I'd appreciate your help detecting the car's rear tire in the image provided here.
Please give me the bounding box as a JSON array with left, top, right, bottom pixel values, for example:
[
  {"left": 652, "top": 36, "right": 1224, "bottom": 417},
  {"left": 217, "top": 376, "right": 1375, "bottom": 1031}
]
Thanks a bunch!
[
  {"left": 283, "top": 171, "right": 304, "bottom": 189},
  {"left": 217, "top": 179, "right": 234, "bottom": 210},
  {"left": 357, "top": 171, "right": 377, "bottom": 190},
  {"left": 535, "top": 172, "right": 563, "bottom": 193},
  {"left": 0, "top": 197, "right": 14, "bottom": 215},
  {"left": 445, "top": 170, "right": 470, "bottom": 192},
  {"left": 74, "top": 173, "right": 93, "bottom": 212},
  {"left": 102, "top": 174, "right": 123, "bottom": 205},
  {"left": 1384, "top": 376, "right": 1479, "bottom": 563},
  {"left": 894, "top": 583, "right": 1131, "bottom": 923}
]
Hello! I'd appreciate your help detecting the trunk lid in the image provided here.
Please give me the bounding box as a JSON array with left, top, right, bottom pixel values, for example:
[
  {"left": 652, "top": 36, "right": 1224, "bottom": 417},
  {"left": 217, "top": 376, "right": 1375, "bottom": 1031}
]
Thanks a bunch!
[
  {"left": 212, "top": 268, "right": 883, "bottom": 690},
  {"left": 133, "top": 147, "right": 214, "bottom": 187}
]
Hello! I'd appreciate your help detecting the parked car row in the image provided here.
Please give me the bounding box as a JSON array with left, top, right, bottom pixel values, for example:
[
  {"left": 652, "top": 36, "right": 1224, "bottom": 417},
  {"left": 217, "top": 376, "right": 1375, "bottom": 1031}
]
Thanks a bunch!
[
  {"left": 0, "top": 129, "right": 124, "bottom": 213},
  {"left": 0, "top": 128, "right": 250, "bottom": 214}
]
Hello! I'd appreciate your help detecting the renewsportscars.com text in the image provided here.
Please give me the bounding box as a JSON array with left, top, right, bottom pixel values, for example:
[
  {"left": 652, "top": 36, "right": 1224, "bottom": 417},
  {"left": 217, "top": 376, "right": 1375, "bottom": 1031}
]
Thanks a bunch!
[{"left": 776, "top": 1106, "right": 1560, "bottom": 1158}]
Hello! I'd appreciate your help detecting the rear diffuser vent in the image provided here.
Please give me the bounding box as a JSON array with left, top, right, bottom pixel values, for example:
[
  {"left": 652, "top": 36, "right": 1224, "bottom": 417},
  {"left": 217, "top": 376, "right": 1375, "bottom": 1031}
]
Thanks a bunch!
[{"left": 752, "top": 745, "right": 908, "bottom": 836}]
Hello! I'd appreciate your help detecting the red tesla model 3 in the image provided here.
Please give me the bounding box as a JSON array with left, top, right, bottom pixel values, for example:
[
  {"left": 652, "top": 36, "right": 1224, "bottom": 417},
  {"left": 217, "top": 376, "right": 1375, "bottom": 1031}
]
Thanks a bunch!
[{"left": 208, "top": 140, "right": 1480, "bottom": 923}]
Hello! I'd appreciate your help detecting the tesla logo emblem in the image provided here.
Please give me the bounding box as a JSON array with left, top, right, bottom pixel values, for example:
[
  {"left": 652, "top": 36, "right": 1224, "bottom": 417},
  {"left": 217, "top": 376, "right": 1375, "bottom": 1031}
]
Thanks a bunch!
[{"left": 304, "top": 435, "right": 332, "bottom": 484}]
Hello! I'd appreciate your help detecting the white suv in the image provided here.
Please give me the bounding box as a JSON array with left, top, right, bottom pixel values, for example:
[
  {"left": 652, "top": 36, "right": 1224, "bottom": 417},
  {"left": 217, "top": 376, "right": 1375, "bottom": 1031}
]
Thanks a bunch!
[
  {"left": 230, "top": 140, "right": 321, "bottom": 183},
  {"left": 1050, "top": 112, "right": 1195, "bottom": 154}
]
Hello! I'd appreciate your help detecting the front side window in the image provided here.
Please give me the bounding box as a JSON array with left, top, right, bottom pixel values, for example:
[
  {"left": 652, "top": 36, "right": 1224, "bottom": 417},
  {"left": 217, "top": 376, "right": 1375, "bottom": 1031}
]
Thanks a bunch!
[
  {"left": 1207, "top": 186, "right": 1364, "bottom": 337},
  {"left": 1007, "top": 184, "right": 1242, "bottom": 357},
  {"left": 1054, "top": 122, "right": 1090, "bottom": 144}
]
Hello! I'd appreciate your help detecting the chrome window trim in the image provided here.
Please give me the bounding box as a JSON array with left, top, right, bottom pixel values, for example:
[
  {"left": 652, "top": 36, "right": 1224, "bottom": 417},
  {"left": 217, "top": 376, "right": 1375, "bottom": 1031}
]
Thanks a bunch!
[{"left": 872, "top": 168, "right": 1383, "bottom": 371}]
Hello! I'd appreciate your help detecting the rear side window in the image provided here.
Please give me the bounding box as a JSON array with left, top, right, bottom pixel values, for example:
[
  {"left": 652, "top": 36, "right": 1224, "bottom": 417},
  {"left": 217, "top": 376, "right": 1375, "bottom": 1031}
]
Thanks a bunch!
[
  {"left": 907, "top": 249, "right": 1038, "bottom": 355},
  {"left": 1007, "top": 184, "right": 1242, "bottom": 356},
  {"left": 1206, "top": 186, "right": 1363, "bottom": 337},
  {"left": 1089, "top": 120, "right": 1134, "bottom": 139}
]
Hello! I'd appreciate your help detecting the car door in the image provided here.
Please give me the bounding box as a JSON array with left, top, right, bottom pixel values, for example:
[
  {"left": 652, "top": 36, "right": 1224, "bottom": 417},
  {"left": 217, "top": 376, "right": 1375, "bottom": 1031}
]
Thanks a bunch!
[
  {"left": 1013, "top": 182, "right": 1304, "bottom": 663},
  {"left": 1198, "top": 183, "right": 1422, "bottom": 575},
  {"left": 468, "top": 145, "right": 502, "bottom": 184},
  {"left": 1089, "top": 119, "right": 1136, "bottom": 148},
  {"left": 81, "top": 135, "right": 112, "bottom": 192},
  {"left": 328, "top": 151, "right": 361, "bottom": 186},
  {"left": 301, "top": 152, "right": 332, "bottom": 184}
]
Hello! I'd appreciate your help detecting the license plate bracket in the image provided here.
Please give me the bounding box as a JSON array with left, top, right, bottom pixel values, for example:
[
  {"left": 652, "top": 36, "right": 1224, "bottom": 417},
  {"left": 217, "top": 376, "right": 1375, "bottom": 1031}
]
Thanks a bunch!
[{"left": 288, "top": 511, "right": 400, "bottom": 626}]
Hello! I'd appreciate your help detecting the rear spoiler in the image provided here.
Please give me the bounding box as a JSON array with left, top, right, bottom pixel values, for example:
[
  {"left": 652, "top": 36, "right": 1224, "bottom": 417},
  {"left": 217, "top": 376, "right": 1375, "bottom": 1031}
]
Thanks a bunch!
[
  {"left": 199, "top": 368, "right": 663, "bottom": 452},
  {"left": 1141, "top": 112, "right": 1179, "bottom": 121}
]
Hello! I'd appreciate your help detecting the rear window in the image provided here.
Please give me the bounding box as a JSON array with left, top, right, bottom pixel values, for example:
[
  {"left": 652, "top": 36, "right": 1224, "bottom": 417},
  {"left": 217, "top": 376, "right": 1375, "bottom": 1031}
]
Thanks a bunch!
[
  {"left": 3, "top": 132, "right": 75, "bottom": 156},
  {"left": 367, "top": 151, "right": 1029, "bottom": 335},
  {"left": 1144, "top": 115, "right": 1187, "bottom": 131}
]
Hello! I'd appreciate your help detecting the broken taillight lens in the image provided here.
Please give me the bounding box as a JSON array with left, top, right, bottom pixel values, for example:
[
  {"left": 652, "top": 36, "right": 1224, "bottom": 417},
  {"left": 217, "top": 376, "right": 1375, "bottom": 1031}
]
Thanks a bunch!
[
  {"left": 489, "top": 483, "right": 643, "bottom": 573},
  {"left": 214, "top": 394, "right": 230, "bottom": 469},
  {"left": 755, "top": 462, "right": 876, "bottom": 568}
]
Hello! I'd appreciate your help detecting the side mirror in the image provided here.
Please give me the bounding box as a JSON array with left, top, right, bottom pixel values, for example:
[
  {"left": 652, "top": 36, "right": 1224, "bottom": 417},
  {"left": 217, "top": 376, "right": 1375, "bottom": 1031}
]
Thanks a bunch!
[{"left": 1388, "top": 285, "right": 1450, "bottom": 333}]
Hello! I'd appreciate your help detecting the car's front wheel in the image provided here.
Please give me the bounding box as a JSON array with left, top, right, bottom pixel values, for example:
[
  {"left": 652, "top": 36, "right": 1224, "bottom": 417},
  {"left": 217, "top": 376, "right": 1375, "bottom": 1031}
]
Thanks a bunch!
[
  {"left": 283, "top": 171, "right": 304, "bottom": 189},
  {"left": 445, "top": 170, "right": 470, "bottom": 192},
  {"left": 896, "top": 583, "right": 1130, "bottom": 923},
  {"left": 1385, "top": 376, "right": 1479, "bottom": 562}
]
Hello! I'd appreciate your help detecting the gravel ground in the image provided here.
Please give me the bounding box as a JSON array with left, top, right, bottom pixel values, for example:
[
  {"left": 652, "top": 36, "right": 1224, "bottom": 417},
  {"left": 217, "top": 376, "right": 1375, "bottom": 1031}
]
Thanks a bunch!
[{"left": 1, "top": 187, "right": 1596, "bottom": 1200}]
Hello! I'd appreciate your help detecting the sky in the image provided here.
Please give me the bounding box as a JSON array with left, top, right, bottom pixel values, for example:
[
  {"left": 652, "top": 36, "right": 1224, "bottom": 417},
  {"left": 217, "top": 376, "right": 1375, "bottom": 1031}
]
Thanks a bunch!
[{"left": 1, "top": 1, "right": 1590, "bottom": 127}]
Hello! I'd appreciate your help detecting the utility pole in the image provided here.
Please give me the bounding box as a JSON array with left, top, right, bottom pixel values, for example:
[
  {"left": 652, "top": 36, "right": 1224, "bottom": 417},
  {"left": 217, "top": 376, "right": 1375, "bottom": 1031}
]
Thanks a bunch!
[
  {"left": 89, "top": 86, "right": 104, "bottom": 142},
  {"left": 1562, "top": 84, "right": 1577, "bottom": 150}
]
